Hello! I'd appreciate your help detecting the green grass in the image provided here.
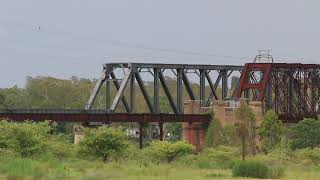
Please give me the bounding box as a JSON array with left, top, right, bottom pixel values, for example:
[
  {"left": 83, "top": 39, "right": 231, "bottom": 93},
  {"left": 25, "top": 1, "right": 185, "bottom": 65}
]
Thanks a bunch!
[
  {"left": 1, "top": 148, "right": 320, "bottom": 180},
  {"left": 0, "top": 157, "right": 320, "bottom": 180}
]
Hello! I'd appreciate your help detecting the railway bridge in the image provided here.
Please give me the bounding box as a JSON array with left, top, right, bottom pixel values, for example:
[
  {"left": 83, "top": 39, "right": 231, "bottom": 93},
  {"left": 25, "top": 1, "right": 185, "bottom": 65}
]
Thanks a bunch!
[{"left": 0, "top": 60, "right": 319, "bottom": 149}]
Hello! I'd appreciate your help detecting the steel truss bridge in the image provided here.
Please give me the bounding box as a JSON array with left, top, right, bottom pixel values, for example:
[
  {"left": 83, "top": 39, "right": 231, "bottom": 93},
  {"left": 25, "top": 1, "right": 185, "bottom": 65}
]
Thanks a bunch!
[{"left": 0, "top": 62, "right": 319, "bottom": 124}]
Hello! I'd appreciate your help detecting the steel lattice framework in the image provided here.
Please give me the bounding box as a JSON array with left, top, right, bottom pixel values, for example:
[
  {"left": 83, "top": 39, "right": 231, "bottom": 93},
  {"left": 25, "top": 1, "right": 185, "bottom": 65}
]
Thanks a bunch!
[
  {"left": 0, "top": 62, "right": 319, "bottom": 125},
  {"left": 236, "top": 63, "right": 320, "bottom": 122},
  {"left": 85, "top": 63, "right": 243, "bottom": 113}
]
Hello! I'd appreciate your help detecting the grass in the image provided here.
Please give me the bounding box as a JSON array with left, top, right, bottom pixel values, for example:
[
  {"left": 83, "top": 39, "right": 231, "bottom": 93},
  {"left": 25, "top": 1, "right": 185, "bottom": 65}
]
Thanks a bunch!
[{"left": 1, "top": 157, "right": 320, "bottom": 180}]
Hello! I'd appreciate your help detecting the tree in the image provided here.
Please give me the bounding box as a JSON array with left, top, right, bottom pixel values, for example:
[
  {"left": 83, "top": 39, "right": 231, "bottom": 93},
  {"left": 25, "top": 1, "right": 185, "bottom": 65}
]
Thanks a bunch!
[
  {"left": 234, "top": 100, "right": 256, "bottom": 160},
  {"left": 205, "top": 117, "right": 224, "bottom": 148},
  {"left": 78, "top": 126, "right": 129, "bottom": 162},
  {"left": 257, "top": 111, "right": 284, "bottom": 153},
  {"left": 0, "top": 120, "right": 53, "bottom": 157},
  {"left": 288, "top": 118, "right": 320, "bottom": 150}
]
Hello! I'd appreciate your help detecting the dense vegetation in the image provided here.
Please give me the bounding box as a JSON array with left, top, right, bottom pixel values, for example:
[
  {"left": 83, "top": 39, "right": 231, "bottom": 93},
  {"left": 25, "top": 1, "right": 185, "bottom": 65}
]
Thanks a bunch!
[
  {"left": 0, "top": 117, "right": 319, "bottom": 179},
  {"left": 0, "top": 76, "right": 320, "bottom": 179}
]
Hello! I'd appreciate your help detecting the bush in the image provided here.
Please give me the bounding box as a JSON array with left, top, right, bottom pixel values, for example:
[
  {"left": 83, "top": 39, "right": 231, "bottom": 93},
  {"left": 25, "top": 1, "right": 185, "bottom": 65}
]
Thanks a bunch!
[
  {"left": 199, "top": 146, "right": 239, "bottom": 169},
  {"left": 0, "top": 157, "right": 68, "bottom": 180},
  {"left": 269, "top": 166, "right": 285, "bottom": 179},
  {"left": 44, "top": 134, "right": 75, "bottom": 159},
  {"left": 78, "top": 126, "right": 129, "bottom": 162},
  {"left": 250, "top": 143, "right": 296, "bottom": 166},
  {"left": 204, "top": 118, "right": 224, "bottom": 148},
  {"left": 0, "top": 120, "right": 53, "bottom": 157},
  {"left": 257, "top": 110, "right": 284, "bottom": 154},
  {"left": 288, "top": 118, "right": 320, "bottom": 150},
  {"left": 205, "top": 116, "right": 240, "bottom": 148},
  {"left": 148, "top": 141, "right": 194, "bottom": 163},
  {"left": 297, "top": 147, "right": 320, "bottom": 166},
  {"left": 232, "top": 160, "right": 269, "bottom": 179}
]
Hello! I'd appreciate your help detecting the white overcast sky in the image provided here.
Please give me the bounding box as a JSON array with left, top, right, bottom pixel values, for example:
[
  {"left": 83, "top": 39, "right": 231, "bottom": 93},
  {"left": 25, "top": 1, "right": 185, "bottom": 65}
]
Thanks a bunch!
[{"left": 0, "top": 0, "right": 319, "bottom": 88}]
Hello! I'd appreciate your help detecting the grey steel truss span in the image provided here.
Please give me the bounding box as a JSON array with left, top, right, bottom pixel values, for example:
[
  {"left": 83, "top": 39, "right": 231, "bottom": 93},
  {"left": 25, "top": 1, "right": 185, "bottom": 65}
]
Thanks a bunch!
[{"left": 85, "top": 63, "right": 243, "bottom": 114}]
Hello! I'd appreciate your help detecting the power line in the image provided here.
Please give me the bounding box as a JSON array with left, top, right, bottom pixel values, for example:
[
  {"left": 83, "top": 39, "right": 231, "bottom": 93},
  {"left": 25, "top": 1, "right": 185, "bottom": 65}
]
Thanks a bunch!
[{"left": 1, "top": 20, "right": 252, "bottom": 60}]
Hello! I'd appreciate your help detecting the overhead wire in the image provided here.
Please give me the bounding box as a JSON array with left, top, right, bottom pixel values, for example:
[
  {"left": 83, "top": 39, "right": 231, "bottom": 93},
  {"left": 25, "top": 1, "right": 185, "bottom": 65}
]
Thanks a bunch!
[{"left": 0, "top": 20, "right": 252, "bottom": 62}]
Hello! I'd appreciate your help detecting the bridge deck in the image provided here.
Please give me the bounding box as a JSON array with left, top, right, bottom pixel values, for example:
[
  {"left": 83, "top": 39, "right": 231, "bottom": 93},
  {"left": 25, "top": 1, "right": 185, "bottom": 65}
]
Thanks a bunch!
[
  {"left": 0, "top": 109, "right": 210, "bottom": 123},
  {"left": 104, "top": 62, "right": 243, "bottom": 70}
]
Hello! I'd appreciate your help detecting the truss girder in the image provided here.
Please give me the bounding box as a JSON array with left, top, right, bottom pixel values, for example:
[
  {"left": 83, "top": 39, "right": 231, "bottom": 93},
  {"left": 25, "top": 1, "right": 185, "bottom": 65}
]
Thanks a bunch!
[
  {"left": 86, "top": 63, "right": 242, "bottom": 114},
  {"left": 236, "top": 63, "right": 320, "bottom": 122}
]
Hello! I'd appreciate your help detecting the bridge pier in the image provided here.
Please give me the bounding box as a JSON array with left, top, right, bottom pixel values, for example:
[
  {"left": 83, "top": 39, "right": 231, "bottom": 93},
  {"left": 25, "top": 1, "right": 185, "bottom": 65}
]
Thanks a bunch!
[
  {"left": 182, "top": 100, "right": 211, "bottom": 151},
  {"left": 73, "top": 124, "right": 85, "bottom": 144}
]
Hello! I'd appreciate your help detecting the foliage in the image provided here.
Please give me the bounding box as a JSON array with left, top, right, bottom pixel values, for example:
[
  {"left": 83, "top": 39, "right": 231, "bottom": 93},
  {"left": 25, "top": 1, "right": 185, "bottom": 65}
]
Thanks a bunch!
[
  {"left": 147, "top": 141, "right": 194, "bottom": 163},
  {"left": 268, "top": 165, "right": 285, "bottom": 179},
  {"left": 288, "top": 118, "right": 320, "bottom": 150},
  {"left": 78, "top": 126, "right": 129, "bottom": 162},
  {"left": 197, "top": 146, "right": 240, "bottom": 169},
  {"left": 44, "top": 134, "right": 75, "bottom": 159},
  {"left": 266, "top": 140, "right": 297, "bottom": 165},
  {"left": 257, "top": 110, "right": 284, "bottom": 153},
  {"left": 231, "top": 76, "right": 240, "bottom": 91},
  {"left": 165, "top": 122, "right": 182, "bottom": 141},
  {"left": 0, "top": 120, "right": 53, "bottom": 157},
  {"left": 232, "top": 160, "right": 269, "bottom": 179},
  {"left": 296, "top": 147, "right": 320, "bottom": 166},
  {"left": 204, "top": 117, "right": 224, "bottom": 148},
  {"left": 205, "top": 111, "right": 239, "bottom": 148},
  {"left": 220, "top": 124, "right": 240, "bottom": 146},
  {"left": 0, "top": 157, "right": 69, "bottom": 180},
  {"left": 234, "top": 100, "right": 256, "bottom": 160}
]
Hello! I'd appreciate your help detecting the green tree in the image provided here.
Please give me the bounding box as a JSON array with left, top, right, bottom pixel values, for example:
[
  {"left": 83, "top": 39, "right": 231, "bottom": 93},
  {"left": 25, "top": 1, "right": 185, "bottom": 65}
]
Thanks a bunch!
[
  {"left": 205, "top": 118, "right": 224, "bottom": 148},
  {"left": 231, "top": 76, "right": 240, "bottom": 91},
  {"left": 234, "top": 100, "right": 256, "bottom": 160},
  {"left": 288, "top": 118, "right": 320, "bottom": 150},
  {"left": 221, "top": 124, "right": 240, "bottom": 146},
  {"left": 78, "top": 126, "right": 129, "bottom": 162},
  {"left": 0, "top": 120, "right": 53, "bottom": 157},
  {"left": 148, "top": 140, "right": 194, "bottom": 163},
  {"left": 257, "top": 111, "right": 284, "bottom": 153}
]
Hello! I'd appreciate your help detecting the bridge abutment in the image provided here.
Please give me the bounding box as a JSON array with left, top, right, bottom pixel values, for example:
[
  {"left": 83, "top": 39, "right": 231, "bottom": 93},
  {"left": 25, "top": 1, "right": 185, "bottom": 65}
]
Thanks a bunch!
[
  {"left": 183, "top": 100, "right": 211, "bottom": 152},
  {"left": 213, "top": 98, "right": 263, "bottom": 154},
  {"left": 73, "top": 124, "right": 85, "bottom": 144}
]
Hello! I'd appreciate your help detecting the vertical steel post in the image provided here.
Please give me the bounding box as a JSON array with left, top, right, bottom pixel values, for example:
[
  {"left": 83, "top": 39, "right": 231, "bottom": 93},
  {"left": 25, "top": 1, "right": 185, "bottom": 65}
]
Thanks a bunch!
[
  {"left": 159, "top": 122, "right": 164, "bottom": 141},
  {"left": 139, "top": 122, "right": 143, "bottom": 149},
  {"left": 221, "top": 70, "right": 228, "bottom": 99},
  {"left": 288, "top": 71, "right": 293, "bottom": 115},
  {"left": 105, "top": 71, "right": 111, "bottom": 111},
  {"left": 130, "top": 69, "right": 136, "bottom": 113},
  {"left": 311, "top": 70, "right": 317, "bottom": 113},
  {"left": 154, "top": 68, "right": 160, "bottom": 113},
  {"left": 265, "top": 84, "right": 272, "bottom": 110},
  {"left": 200, "top": 69, "right": 206, "bottom": 106},
  {"left": 273, "top": 73, "right": 279, "bottom": 114},
  {"left": 177, "top": 69, "right": 183, "bottom": 114}
]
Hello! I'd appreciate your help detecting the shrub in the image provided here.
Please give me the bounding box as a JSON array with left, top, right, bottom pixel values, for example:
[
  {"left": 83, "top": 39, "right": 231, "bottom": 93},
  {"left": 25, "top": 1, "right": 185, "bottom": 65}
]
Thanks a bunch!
[
  {"left": 204, "top": 118, "right": 223, "bottom": 148},
  {"left": 267, "top": 141, "right": 297, "bottom": 165},
  {"left": 269, "top": 166, "right": 285, "bottom": 179},
  {"left": 257, "top": 110, "right": 284, "bottom": 154},
  {"left": 0, "top": 120, "right": 53, "bottom": 157},
  {"left": 148, "top": 141, "right": 194, "bottom": 163},
  {"left": 288, "top": 118, "right": 320, "bottom": 150},
  {"left": 78, "top": 126, "right": 129, "bottom": 162},
  {"left": 198, "top": 146, "right": 239, "bottom": 169},
  {"left": 44, "top": 134, "right": 75, "bottom": 159},
  {"left": 232, "top": 160, "right": 269, "bottom": 179},
  {"left": 297, "top": 147, "right": 320, "bottom": 166},
  {"left": 220, "top": 124, "right": 240, "bottom": 146},
  {"left": 205, "top": 119, "right": 240, "bottom": 148}
]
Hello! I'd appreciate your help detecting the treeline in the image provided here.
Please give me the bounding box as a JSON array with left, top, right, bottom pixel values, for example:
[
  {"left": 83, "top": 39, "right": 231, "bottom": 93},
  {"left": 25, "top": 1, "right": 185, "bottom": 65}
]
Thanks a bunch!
[{"left": 0, "top": 75, "right": 240, "bottom": 111}]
